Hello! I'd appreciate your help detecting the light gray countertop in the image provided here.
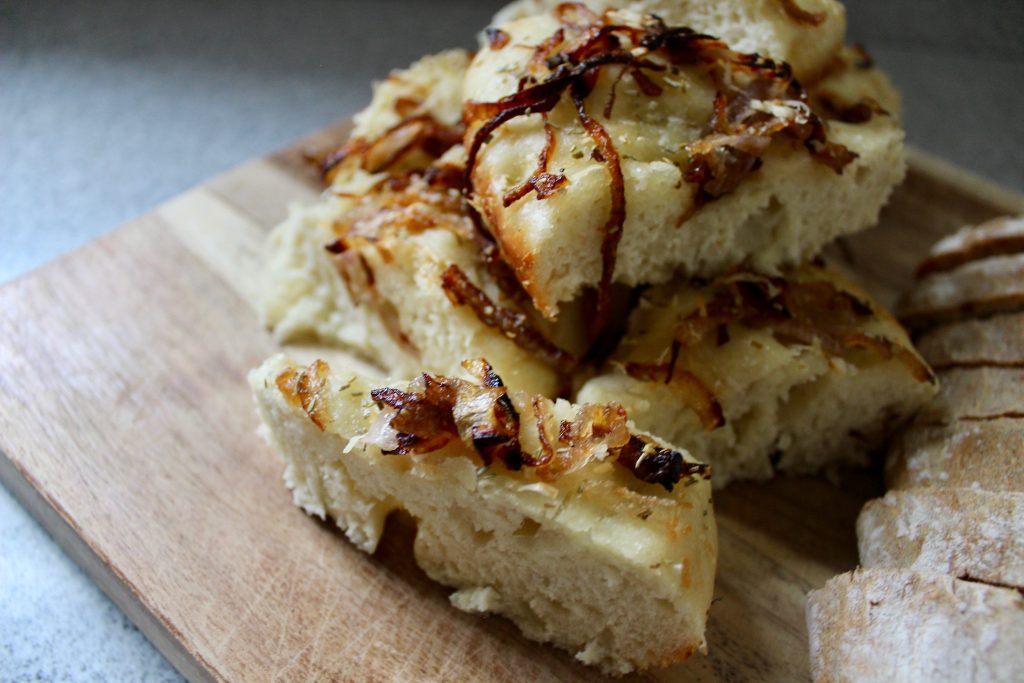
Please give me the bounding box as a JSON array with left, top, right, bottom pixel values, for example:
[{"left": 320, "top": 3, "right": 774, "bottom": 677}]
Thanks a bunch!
[{"left": 2, "top": 1, "right": 1022, "bottom": 680}]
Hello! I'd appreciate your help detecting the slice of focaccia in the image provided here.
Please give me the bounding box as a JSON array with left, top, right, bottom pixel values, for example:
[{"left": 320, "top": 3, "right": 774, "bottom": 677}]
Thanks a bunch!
[
  {"left": 806, "top": 569, "right": 1024, "bottom": 683},
  {"left": 577, "top": 264, "right": 937, "bottom": 487},
  {"left": 464, "top": 5, "right": 904, "bottom": 324},
  {"left": 249, "top": 355, "right": 717, "bottom": 674},
  {"left": 262, "top": 50, "right": 582, "bottom": 395},
  {"left": 857, "top": 488, "right": 1024, "bottom": 589}
]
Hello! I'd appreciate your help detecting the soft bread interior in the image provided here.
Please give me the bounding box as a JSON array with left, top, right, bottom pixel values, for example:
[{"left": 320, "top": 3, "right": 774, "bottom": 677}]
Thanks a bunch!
[
  {"left": 577, "top": 266, "right": 937, "bottom": 487},
  {"left": 249, "top": 354, "right": 717, "bottom": 674}
]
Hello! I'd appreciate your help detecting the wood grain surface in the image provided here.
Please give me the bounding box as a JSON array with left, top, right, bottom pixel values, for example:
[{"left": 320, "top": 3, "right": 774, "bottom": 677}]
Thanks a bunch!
[{"left": 1, "top": 121, "right": 1022, "bottom": 683}]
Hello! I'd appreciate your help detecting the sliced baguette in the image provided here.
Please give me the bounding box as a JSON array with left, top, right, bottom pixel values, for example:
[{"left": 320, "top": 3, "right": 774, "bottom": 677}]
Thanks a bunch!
[
  {"left": 886, "top": 418, "right": 1024, "bottom": 493},
  {"left": 898, "top": 253, "right": 1024, "bottom": 333},
  {"left": 916, "top": 215, "right": 1024, "bottom": 278},
  {"left": 857, "top": 488, "right": 1024, "bottom": 588},
  {"left": 262, "top": 51, "right": 579, "bottom": 395},
  {"left": 249, "top": 355, "right": 717, "bottom": 674},
  {"left": 915, "top": 312, "right": 1024, "bottom": 370},
  {"left": 806, "top": 569, "right": 1024, "bottom": 683},
  {"left": 915, "top": 367, "right": 1024, "bottom": 424}
]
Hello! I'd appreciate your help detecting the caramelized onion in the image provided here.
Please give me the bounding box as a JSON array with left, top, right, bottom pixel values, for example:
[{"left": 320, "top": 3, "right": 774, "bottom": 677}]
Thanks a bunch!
[
  {"left": 361, "top": 361, "right": 709, "bottom": 490},
  {"left": 440, "top": 263, "right": 577, "bottom": 371},
  {"left": 624, "top": 362, "right": 725, "bottom": 431},
  {"left": 616, "top": 435, "right": 711, "bottom": 491},
  {"left": 657, "top": 271, "right": 937, "bottom": 383},
  {"left": 275, "top": 360, "right": 331, "bottom": 431},
  {"left": 502, "top": 118, "right": 569, "bottom": 206},
  {"left": 318, "top": 114, "right": 464, "bottom": 184}
]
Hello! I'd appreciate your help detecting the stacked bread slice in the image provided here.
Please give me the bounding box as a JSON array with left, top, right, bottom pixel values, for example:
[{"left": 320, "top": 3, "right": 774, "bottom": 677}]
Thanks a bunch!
[
  {"left": 262, "top": 0, "right": 932, "bottom": 488},
  {"left": 251, "top": 355, "right": 716, "bottom": 673},
  {"left": 252, "top": 0, "right": 940, "bottom": 672},
  {"left": 807, "top": 216, "right": 1024, "bottom": 682}
]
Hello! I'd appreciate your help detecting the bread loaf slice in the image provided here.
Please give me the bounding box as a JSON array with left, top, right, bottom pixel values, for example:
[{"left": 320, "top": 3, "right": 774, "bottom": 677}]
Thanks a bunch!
[
  {"left": 915, "top": 367, "right": 1024, "bottom": 424},
  {"left": 857, "top": 488, "right": 1024, "bottom": 588},
  {"left": 915, "top": 312, "right": 1024, "bottom": 370},
  {"left": 249, "top": 355, "right": 717, "bottom": 674},
  {"left": 899, "top": 253, "right": 1024, "bottom": 333},
  {"left": 464, "top": 6, "right": 905, "bottom": 319},
  {"left": 886, "top": 418, "right": 1024, "bottom": 492},
  {"left": 916, "top": 215, "right": 1024, "bottom": 278},
  {"left": 806, "top": 569, "right": 1024, "bottom": 683},
  {"left": 576, "top": 264, "right": 937, "bottom": 487}
]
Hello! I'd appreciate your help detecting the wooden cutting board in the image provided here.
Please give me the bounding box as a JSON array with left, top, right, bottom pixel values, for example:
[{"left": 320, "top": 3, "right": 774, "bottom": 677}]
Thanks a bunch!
[{"left": 1, "top": 121, "right": 1022, "bottom": 683}]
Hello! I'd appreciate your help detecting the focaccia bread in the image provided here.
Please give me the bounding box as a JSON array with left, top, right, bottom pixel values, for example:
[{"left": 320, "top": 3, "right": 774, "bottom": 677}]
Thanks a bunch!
[
  {"left": 262, "top": 51, "right": 582, "bottom": 396},
  {"left": 250, "top": 354, "right": 717, "bottom": 674},
  {"left": 264, "top": 161, "right": 581, "bottom": 397},
  {"left": 464, "top": 4, "right": 904, "bottom": 322},
  {"left": 577, "top": 264, "right": 936, "bottom": 487},
  {"left": 806, "top": 569, "right": 1024, "bottom": 683},
  {"left": 857, "top": 488, "right": 1024, "bottom": 589},
  {"left": 491, "top": 0, "right": 847, "bottom": 83},
  {"left": 317, "top": 49, "right": 470, "bottom": 184}
]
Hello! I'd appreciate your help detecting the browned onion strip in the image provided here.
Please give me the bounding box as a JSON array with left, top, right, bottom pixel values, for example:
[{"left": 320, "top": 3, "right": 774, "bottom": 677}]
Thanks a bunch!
[
  {"left": 530, "top": 396, "right": 556, "bottom": 467},
  {"left": 502, "top": 118, "right": 569, "bottom": 206},
  {"left": 778, "top": 0, "right": 827, "bottom": 26},
  {"left": 460, "top": 358, "right": 524, "bottom": 468},
  {"left": 625, "top": 361, "right": 725, "bottom": 431},
  {"left": 817, "top": 95, "right": 889, "bottom": 123},
  {"left": 616, "top": 434, "right": 711, "bottom": 492},
  {"left": 571, "top": 85, "right": 627, "bottom": 344},
  {"left": 463, "top": 49, "right": 643, "bottom": 186},
  {"left": 841, "top": 333, "right": 936, "bottom": 384},
  {"left": 662, "top": 273, "right": 937, "bottom": 384},
  {"left": 357, "top": 362, "right": 706, "bottom": 490},
  {"left": 276, "top": 360, "right": 332, "bottom": 431},
  {"left": 440, "top": 264, "right": 577, "bottom": 371},
  {"left": 319, "top": 114, "right": 464, "bottom": 183}
]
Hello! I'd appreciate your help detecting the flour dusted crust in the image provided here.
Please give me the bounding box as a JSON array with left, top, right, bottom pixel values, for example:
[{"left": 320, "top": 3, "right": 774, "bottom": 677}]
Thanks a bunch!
[
  {"left": 812, "top": 215, "right": 1024, "bottom": 682},
  {"left": 915, "top": 312, "right": 1024, "bottom": 370},
  {"left": 490, "top": 0, "right": 847, "bottom": 83},
  {"left": 857, "top": 488, "right": 1024, "bottom": 589},
  {"left": 886, "top": 419, "right": 1024, "bottom": 493},
  {"left": 899, "top": 253, "right": 1024, "bottom": 333},
  {"left": 916, "top": 215, "right": 1024, "bottom": 278},
  {"left": 577, "top": 264, "right": 936, "bottom": 487},
  {"left": 249, "top": 355, "right": 716, "bottom": 674},
  {"left": 914, "top": 367, "right": 1024, "bottom": 424},
  {"left": 806, "top": 569, "right": 1024, "bottom": 683},
  {"left": 465, "top": 6, "right": 904, "bottom": 318}
]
